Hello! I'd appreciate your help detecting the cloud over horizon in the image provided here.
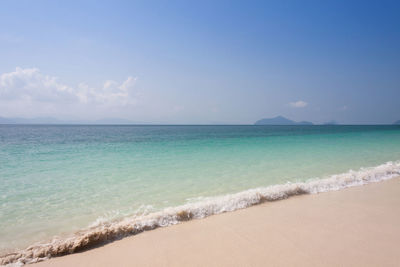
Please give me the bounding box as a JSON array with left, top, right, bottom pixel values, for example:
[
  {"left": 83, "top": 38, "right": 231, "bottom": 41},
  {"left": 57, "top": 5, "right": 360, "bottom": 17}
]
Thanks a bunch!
[{"left": 0, "top": 67, "right": 138, "bottom": 118}]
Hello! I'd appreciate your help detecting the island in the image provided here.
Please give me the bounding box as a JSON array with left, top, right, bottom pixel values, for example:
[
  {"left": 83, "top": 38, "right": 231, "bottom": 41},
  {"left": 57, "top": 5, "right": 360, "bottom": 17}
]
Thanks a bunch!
[{"left": 254, "top": 116, "right": 313, "bottom": 125}]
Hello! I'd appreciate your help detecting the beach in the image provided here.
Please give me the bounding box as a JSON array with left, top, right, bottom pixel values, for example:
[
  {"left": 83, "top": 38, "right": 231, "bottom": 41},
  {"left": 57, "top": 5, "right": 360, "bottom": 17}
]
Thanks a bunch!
[{"left": 31, "top": 177, "right": 400, "bottom": 267}]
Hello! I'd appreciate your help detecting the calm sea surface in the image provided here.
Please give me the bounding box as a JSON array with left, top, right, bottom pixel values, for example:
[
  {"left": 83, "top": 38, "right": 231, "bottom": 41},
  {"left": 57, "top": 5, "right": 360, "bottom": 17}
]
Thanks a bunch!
[{"left": 1, "top": 125, "right": 400, "bottom": 252}]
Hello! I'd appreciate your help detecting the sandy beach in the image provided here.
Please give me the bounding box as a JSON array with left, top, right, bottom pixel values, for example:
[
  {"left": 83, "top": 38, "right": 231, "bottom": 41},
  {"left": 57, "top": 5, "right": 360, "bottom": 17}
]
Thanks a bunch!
[{"left": 31, "top": 177, "right": 400, "bottom": 267}]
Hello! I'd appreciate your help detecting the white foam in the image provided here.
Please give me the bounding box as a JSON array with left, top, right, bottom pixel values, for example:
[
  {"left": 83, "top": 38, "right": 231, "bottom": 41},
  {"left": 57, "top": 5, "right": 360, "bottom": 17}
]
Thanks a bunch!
[{"left": 2, "top": 161, "right": 400, "bottom": 266}]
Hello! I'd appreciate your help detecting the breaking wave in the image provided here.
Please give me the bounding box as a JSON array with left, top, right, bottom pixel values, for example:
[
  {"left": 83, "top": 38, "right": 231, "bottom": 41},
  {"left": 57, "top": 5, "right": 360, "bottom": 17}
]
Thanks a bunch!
[{"left": 2, "top": 161, "right": 400, "bottom": 266}]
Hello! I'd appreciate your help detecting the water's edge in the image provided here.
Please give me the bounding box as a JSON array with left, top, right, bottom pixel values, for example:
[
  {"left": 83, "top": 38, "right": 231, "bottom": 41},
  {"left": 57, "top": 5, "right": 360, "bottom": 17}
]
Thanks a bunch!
[{"left": 2, "top": 161, "right": 400, "bottom": 266}]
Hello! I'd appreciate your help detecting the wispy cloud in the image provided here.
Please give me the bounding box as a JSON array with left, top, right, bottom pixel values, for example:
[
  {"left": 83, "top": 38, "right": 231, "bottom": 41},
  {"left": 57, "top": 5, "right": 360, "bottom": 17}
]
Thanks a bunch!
[
  {"left": 339, "top": 105, "right": 348, "bottom": 111},
  {"left": 289, "top": 100, "right": 308, "bottom": 108}
]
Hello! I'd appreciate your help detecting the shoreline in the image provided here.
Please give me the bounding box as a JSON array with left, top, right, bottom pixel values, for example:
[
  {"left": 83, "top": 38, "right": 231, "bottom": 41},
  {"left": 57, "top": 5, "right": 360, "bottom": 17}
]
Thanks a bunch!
[
  {"left": 2, "top": 161, "right": 400, "bottom": 266},
  {"left": 30, "top": 176, "right": 400, "bottom": 266}
]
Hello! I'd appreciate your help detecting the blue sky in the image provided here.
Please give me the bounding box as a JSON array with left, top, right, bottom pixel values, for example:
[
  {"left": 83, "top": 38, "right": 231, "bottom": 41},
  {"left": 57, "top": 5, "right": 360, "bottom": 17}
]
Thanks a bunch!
[{"left": 0, "top": 0, "right": 399, "bottom": 124}]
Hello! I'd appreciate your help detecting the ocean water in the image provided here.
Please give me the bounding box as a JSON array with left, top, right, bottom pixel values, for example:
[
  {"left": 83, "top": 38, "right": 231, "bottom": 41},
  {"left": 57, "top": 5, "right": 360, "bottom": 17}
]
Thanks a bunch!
[{"left": 1, "top": 125, "right": 400, "bottom": 264}]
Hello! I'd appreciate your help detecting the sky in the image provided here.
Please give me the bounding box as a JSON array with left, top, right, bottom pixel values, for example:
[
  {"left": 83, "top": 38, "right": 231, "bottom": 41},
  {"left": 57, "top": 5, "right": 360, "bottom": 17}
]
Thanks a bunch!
[{"left": 0, "top": 0, "right": 399, "bottom": 124}]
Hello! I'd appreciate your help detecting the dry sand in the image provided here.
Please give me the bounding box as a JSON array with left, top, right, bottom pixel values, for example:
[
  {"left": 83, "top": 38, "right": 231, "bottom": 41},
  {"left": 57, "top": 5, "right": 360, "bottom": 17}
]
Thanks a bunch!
[{"left": 33, "top": 177, "right": 400, "bottom": 267}]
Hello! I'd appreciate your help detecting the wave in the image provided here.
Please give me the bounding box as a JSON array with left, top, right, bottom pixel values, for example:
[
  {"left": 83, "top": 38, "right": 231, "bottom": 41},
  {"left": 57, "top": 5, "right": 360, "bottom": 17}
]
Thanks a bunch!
[{"left": 2, "top": 161, "right": 400, "bottom": 266}]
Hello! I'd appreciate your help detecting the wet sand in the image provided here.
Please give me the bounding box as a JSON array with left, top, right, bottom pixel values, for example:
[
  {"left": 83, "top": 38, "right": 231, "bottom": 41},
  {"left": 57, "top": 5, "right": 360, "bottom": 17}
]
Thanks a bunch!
[{"left": 33, "top": 177, "right": 400, "bottom": 267}]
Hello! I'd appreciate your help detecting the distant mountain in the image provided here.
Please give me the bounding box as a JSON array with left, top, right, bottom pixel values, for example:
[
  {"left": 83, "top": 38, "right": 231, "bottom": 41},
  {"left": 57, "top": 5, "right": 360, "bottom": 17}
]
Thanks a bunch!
[
  {"left": 94, "top": 118, "right": 135, "bottom": 124},
  {"left": 0, "top": 117, "right": 62, "bottom": 124},
  {"left": 323, "top": 120, "right": 338, "bottom": 125},
  {"left": 0, "top": 116, "right": 137, "bottom": 125},
  {"left": 394, "top": 120, "right": 400, "bottom": 125},
  {"left": 254, "top": 116, "right": 313, "bottom": 125},
  {"left": 0, "top": 117, "right": 15, "bottom": 124}
]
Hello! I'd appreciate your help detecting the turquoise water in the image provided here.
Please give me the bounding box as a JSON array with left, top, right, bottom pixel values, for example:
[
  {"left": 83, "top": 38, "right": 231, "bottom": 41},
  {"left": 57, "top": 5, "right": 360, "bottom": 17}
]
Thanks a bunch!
[{"left": 1, "top": 125, "right": 400, "bottom": 254}]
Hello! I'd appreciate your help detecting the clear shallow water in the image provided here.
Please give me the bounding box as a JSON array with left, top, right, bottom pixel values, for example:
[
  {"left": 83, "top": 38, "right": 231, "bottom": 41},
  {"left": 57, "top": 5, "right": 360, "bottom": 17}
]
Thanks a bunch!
[{"left": 1, "top": 125, "right": 400, "bottom": 254}]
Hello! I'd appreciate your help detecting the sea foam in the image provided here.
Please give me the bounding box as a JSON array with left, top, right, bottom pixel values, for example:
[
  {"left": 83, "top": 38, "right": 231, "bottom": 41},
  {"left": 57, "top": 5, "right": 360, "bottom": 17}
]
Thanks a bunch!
[{"left": 2, "top": 161, "right": 400, "bottom": 266}]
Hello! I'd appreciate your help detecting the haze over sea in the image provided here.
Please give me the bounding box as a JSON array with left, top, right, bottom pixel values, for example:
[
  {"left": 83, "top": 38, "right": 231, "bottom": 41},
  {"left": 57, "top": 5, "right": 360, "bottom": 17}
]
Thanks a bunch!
[{"left": 1, "top": 124, "right": 400, "bottom": 256}]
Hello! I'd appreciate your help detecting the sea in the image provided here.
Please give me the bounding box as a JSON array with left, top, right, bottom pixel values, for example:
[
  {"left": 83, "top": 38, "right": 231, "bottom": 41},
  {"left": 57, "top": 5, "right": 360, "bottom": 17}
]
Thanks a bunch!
[{"left": 1, "top": 125, "right": 400, "bottom": 265}]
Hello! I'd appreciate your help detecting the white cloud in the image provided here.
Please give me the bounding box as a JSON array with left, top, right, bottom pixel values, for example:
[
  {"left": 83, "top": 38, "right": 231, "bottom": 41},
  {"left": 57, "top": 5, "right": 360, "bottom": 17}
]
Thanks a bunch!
[
  {"left": 339, "top": 105, "right": 348, "bottom": 111},
  {"left": 289, "top": 100, "right": 308, "bottom": 108},
  {"left": 0, "top": 67, "right": 138, "bottom": 118},
  {"left": 0, "top": 67, "right": 77, "bottom": 102},
  {"left": 76, "top": 77, "right": 136, "bottom": 106}
]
